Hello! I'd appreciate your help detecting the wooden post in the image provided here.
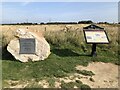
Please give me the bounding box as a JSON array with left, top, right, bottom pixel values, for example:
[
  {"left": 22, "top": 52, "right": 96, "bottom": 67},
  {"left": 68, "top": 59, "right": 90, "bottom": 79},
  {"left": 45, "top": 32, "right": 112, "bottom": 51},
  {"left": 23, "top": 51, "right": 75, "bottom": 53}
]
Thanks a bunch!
[{"left": 91, "top": 43, "right": 97, "bottom": 57}]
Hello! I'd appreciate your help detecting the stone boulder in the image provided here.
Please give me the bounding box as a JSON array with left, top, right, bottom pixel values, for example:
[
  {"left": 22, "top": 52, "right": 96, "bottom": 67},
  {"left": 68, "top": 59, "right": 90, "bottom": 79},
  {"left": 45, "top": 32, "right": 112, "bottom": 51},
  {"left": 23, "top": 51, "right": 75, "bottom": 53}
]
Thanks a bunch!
[{"left": 7, "top": 29, "right": 51, "bottom": 62}]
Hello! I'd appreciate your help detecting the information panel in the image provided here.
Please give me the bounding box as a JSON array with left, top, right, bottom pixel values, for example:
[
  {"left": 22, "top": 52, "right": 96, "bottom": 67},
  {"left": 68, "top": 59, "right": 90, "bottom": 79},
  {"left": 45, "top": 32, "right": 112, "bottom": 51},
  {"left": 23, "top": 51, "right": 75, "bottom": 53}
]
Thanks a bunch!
[
  {"left": 83, "top": 30, "right": 109, "bottom": 44},
  {"left": 19, "top": 38, "right": 35, "bottom": 54}
]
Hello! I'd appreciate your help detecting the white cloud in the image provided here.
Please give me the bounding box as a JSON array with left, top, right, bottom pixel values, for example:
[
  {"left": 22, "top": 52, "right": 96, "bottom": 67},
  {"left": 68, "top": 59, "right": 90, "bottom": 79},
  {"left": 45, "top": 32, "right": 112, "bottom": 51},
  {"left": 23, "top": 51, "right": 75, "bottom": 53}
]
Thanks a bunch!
[
  {"left": 22, "top": 2, "right": 30, "bottom": 6},
  {"left": 21, "top": 0, "right": 33, "bottom": 6}
]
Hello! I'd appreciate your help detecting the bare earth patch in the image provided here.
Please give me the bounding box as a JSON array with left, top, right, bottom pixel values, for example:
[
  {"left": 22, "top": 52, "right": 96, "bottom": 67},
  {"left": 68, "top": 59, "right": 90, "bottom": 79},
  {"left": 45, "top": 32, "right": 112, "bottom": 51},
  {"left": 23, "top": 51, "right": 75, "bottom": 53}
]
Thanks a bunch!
[
  {"left": 4, "top": 80, "right": 29, "bottom": 88},
  {"left": 3, "top": 62, "right": 119, "bottom": 88},
  {"left": 38, "top": 80, "right": 49, "bottom": 88},
  {"left": 76, "top": 62, "right": 119, "bottom": 88}
]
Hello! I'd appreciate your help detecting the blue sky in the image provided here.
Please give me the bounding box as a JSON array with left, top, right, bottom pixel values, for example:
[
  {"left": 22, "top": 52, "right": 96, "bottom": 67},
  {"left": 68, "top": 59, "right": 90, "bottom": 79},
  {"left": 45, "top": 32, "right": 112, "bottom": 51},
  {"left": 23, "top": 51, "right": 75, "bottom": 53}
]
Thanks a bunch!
[{"left": 2, "top": 2, "right": 118, "bottom": 23}]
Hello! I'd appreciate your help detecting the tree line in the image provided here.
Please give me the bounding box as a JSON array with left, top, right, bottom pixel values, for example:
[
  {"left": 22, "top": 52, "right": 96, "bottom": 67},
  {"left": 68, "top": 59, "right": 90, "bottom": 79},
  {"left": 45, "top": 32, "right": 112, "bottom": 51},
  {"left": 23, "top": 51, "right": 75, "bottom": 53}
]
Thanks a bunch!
[{"left": 1, "top": 20, "right": 119, "bottom": 25}]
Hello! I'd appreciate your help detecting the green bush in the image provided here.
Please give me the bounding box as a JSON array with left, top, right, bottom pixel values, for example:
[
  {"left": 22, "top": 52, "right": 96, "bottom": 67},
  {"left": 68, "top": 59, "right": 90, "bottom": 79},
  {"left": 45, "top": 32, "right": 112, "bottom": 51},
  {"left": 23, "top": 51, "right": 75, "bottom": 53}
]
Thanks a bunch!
[
  {"left": 76, "top": 70, "right": 95, "bottom": 76},
  {"left": 61, "top": 81, "right": 75, "bottom": 88},
  {"left": 80, "top": 84, "right": 91, "bottom": 90}
]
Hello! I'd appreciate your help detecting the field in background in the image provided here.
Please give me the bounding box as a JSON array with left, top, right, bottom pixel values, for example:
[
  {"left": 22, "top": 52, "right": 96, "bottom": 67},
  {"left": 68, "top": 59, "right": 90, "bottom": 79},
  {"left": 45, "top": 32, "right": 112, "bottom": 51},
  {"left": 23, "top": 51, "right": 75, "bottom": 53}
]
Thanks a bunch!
[
  {"left": 1, "top": 24, "right": 119, "bottom": 56},
  {"left": 0, "top": 24, "right": 119, "bottom": 88}
]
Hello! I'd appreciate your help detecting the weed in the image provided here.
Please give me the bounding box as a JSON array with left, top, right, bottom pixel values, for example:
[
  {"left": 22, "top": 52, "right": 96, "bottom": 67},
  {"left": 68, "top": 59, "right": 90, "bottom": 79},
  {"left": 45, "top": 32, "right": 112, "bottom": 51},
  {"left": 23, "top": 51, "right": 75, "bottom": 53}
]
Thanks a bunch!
[{"left": 47, "top": 78, "right": 55, "bottom": 88}]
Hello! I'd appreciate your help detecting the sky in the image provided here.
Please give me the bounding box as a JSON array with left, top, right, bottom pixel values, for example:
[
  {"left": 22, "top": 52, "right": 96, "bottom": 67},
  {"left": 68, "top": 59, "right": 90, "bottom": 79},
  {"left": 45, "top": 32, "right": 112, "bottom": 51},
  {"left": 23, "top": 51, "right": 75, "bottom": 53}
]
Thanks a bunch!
[{"left": 1, "top": 2, "right": 118, "bottom": 24}]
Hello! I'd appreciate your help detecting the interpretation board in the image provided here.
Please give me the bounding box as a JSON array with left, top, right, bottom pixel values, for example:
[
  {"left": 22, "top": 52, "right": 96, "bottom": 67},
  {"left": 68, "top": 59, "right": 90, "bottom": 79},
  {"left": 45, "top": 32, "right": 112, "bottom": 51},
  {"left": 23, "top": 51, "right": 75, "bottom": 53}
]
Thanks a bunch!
[
  {"left": 83, "top": 30, "right": 109, "bottom": 44},
  {"left": 19, "top": 38, "right": 35, "bottom": 54}
]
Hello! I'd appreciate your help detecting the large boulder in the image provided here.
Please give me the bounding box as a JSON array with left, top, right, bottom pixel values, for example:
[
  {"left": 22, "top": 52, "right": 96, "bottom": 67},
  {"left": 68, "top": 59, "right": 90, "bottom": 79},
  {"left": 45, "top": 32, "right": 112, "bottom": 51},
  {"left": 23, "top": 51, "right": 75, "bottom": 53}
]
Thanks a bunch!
[{"left": 7, "top": 29, "right": 51, "bottom": 62}]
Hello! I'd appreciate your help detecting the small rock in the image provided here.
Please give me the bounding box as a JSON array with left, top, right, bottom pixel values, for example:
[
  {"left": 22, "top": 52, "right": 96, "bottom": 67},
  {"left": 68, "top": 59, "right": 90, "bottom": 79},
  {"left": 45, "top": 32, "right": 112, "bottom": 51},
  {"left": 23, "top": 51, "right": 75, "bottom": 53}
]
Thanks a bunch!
[{"left": 89, "top": 77, "right": 95, "bottom": 82}]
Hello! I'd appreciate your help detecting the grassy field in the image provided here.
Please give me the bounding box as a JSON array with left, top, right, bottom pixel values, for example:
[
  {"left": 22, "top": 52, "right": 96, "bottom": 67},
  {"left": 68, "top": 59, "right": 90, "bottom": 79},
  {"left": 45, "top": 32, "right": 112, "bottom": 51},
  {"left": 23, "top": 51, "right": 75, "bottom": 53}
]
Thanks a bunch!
[{"left": 1, "top": 24, "right": 120, "bottom": 88}]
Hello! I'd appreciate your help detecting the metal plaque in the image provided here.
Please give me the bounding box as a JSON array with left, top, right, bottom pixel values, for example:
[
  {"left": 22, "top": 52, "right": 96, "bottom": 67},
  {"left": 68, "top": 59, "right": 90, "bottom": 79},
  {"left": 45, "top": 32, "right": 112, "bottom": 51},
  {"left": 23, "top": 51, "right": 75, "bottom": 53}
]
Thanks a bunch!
[{"left": 19, "top": 38, "right": 35, "bottom": 54}]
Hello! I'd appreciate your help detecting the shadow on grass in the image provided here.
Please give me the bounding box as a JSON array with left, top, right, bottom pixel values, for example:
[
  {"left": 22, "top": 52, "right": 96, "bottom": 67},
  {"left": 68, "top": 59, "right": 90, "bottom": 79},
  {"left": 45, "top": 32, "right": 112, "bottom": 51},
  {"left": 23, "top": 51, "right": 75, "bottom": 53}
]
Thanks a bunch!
[
  {"left": 51, "top": 48, "right": 91, "bottom": 57},
  {"left": 1, "top": 46, "right": 16, "bottom": 61},
  {"left": 1, "top": 46, "right": 91, "bottom": 61}
]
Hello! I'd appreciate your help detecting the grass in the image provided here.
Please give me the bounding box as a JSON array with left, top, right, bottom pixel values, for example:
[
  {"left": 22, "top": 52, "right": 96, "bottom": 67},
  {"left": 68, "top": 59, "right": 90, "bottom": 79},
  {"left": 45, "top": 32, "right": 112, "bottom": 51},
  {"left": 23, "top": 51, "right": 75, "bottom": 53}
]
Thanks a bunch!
[
  {"left": 1, "top": 24, "right": 119, "bottom": 88},
  {"left": 2, "top": 43, "right": 118, "bottom": 88},
  {"left": 2, "top": 45, "right": 92, "bottom": 80}
]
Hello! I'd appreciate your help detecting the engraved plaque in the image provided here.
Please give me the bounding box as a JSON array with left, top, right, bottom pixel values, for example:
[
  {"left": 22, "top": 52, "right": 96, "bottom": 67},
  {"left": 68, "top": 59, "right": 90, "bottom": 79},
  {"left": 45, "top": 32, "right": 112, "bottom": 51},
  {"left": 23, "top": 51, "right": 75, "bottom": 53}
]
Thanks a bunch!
[{"left": 19, "top": 38, "right": 35, "bottom": 54}]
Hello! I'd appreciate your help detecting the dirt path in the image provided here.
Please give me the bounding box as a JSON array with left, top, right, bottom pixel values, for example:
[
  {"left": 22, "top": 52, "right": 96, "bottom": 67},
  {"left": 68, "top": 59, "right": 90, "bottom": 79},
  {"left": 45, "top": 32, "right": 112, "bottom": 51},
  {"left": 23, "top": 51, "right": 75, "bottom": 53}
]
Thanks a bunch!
[{"left": 76, "top": 62, "right": 119, "bottom": 88}]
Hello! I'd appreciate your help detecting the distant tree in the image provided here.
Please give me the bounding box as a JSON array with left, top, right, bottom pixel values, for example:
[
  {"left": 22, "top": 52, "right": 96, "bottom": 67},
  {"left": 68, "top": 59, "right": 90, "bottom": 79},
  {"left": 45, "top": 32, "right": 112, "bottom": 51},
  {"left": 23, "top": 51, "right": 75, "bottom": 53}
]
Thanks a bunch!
[
  {"left": 19, "top": 22, "right": 34, "bottom": 25},
  {"left": 17, "top": 23, "right": 20, "bottom": 25},
  {"left": 33, "top": 23, "right": 38, "bottom": 25},
  {"left": 98, "top": 22, "right": 109, "bottom": 24},
  {"left": 46, "top": 22, "right": 77, "bottom": 25},
  {"left": 78, "top": 20, "right": 93, "bottom": 24},
  {"left": 40, "top": 22, "right": 45, "bottom": 25},
  {"left": 2, "top": 22, "right": 38, "bottom": 25}
]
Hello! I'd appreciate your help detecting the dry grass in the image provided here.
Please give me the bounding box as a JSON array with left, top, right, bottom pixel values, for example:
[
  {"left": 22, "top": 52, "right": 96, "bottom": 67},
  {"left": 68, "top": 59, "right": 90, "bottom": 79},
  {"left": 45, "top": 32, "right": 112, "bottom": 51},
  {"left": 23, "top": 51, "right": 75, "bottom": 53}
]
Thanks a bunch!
[{"left": 0, "top": 24, "right": 119, "bottom": 52}]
